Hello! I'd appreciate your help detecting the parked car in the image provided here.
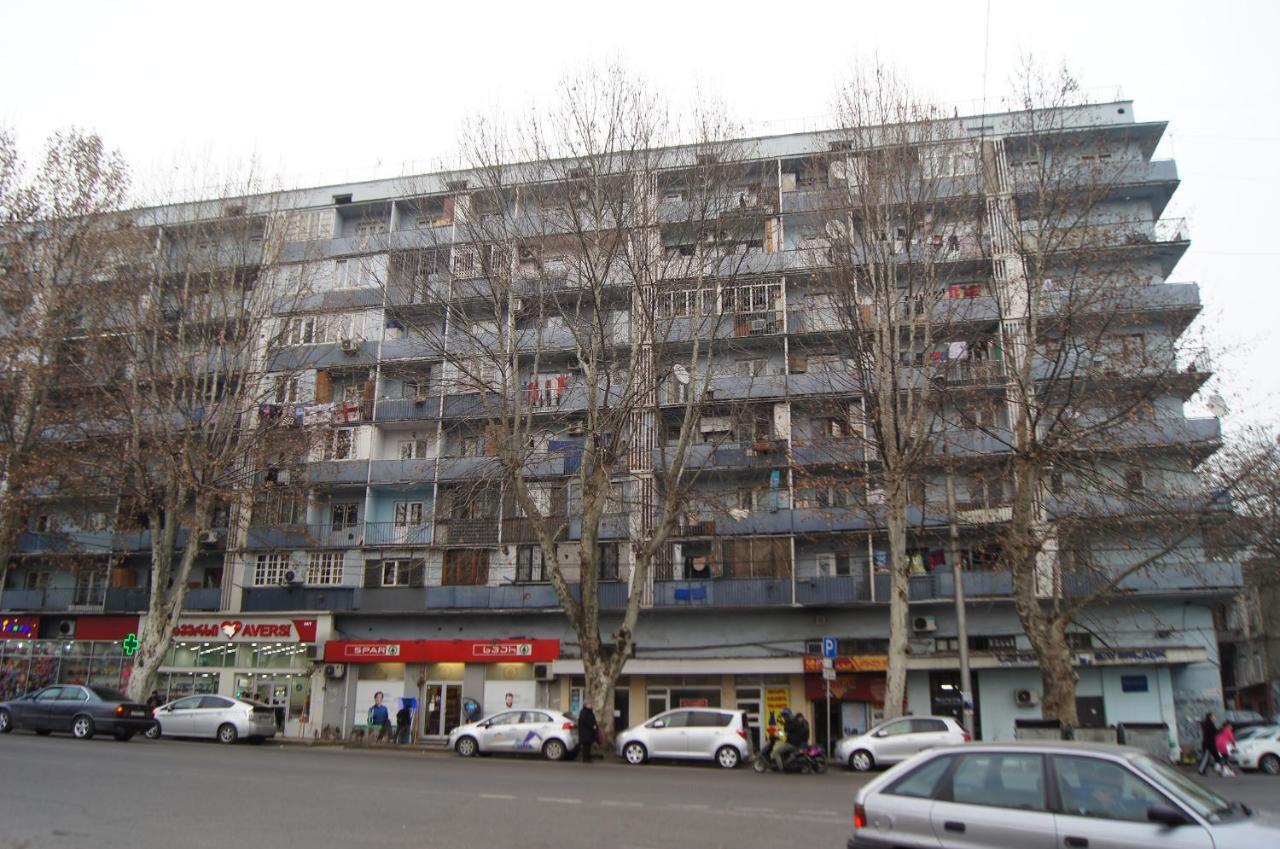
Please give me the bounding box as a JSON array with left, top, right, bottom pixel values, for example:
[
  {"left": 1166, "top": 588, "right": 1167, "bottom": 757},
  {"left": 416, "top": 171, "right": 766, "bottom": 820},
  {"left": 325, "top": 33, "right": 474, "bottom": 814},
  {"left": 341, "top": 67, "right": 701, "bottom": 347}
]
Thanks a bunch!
[
  {"left": 1231, "top": 724, "right": 1280, "bottom": 775},
  {"left": 151, "top": 694, "right": 278, "bottom": 744},
  {"left": 0, "top": 685, "right": 153, "bottom": 741},
  {"left": 835, "top": 715, "right": 968, "bottom": 771},
  {"left": 448, "top": 709, "right": 578, "bottom": 761},
  {"left": 1223, "top": 709, "right": 1275, "bottom": 734},
  {"left": 847, "top": 741, "right": 1280, "bottom": 849},
  {"left": 616, "top": 708, "right": 751, "bottom": 769}
]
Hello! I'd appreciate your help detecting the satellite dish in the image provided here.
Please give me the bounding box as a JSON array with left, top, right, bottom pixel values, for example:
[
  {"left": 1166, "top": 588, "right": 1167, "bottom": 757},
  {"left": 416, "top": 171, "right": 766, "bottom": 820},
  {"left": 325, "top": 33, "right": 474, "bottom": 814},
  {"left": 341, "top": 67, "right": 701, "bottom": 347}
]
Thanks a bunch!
[
  {"left": 825, "top": 220, "right": 848, "bottom": 241},
  {"left": 1205, "top": 394, "right": 1229, "bottom": 418},
  {"left": 673, "top": 364, "right": 691, "bottom": 385}
]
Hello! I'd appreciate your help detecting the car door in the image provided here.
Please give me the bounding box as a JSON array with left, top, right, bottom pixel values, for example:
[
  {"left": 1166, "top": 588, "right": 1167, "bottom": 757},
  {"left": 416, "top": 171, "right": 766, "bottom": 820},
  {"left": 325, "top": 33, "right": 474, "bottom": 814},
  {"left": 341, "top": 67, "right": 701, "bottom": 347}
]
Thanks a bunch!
[
  {"left": 193, "top": 696, "right": 237, "bottom": 738},
  {"left": 159, "top": 696, "right": 204, "bottom": 736},
  {"left": 647, "top": 710, "right": 691, "bottom": 757},
  {"left": 1049, "top": 755, "right": 1214, "bottom": 849},
  {"left": 50, "top": 686, "right": 91, "bottom": 730},
  {"left": 871, "top": 718, "right": 919, "bottom": 763},
  {"left": 684, "top": 710, "right": 728, "bottom": 759},
  {"left": 479, "top": 712, "right": 522, "bottom": 752},
  {"left": 910, "top": 718, "right": 955, "bottom": 754},
  {"left": 513, "top": 711, "right": 552, "bottom": 754},
  {"left": 30, "top": 686, "right": 66, "bottom": 729},
  {"left": 929, "top": 752, "right": 1058, "bottom": 849}
]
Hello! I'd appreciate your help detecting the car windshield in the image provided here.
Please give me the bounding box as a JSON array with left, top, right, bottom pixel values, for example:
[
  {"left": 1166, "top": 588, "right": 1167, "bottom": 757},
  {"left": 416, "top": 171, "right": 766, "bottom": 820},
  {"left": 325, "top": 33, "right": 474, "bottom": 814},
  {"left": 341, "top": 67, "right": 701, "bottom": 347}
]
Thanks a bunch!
[
  {"left": 1129, "top": 754, "right": 1235, "bottom": 821},
  {"left": 89, "top": 687, "right": 127, "bottom": 701},
  {"left": 1236, "top": 724, "right": 1279, "bottom": 741}
]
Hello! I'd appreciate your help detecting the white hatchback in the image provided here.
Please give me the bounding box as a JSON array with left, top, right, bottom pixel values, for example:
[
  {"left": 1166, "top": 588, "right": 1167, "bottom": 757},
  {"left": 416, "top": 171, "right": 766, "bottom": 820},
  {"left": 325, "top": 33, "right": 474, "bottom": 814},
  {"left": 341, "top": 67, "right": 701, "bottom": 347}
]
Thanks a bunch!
[
  {"left": 616, "top": 708, "right": 751, "bottom": 769},
  {"left": 449, "top": 709, "right": 579, "bottom": 761},
  {"left": 835, "top": 715, "right": 968, "bottom": 771}
]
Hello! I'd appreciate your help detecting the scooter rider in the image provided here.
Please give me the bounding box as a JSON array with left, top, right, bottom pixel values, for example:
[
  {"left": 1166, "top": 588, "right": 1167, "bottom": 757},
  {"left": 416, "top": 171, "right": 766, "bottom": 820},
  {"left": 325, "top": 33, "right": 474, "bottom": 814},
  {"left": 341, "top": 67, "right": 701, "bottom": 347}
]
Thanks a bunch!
[{"left": 772, "top": 709, "right": 805, "bottom": 771}]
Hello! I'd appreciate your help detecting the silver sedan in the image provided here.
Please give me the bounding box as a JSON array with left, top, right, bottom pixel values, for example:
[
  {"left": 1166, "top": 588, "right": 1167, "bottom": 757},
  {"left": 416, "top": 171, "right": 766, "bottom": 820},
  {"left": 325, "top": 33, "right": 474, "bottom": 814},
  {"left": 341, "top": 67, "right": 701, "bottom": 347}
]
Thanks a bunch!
[
  {"left": 151, "top": 694, "right": 278, "bottom": 743},
  {"left": 848, "top": 741, "right": 1280, "bottom": 849}
]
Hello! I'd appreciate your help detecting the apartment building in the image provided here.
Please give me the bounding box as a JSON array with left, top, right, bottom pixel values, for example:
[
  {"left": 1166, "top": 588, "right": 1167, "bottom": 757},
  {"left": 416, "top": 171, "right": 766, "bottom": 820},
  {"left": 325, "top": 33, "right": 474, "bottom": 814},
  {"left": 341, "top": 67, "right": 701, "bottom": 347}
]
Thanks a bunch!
[{"left": 0, "top": 99, "right": 1238, "bottom": 749}]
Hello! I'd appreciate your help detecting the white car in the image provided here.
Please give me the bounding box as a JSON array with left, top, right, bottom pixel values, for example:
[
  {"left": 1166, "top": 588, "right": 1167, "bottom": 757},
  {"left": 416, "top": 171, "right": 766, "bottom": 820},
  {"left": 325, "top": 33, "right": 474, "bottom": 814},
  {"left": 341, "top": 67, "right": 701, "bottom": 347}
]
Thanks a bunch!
[
  {"left": 1231, "top": 724, "right": 1280, "bottom": 774},
  {"left": 448, "top": 709, "right": 578, "bottom": 761},
  {"left": 835, "top": 715, "right": 968, "bottom": 771},
  {"left": 615, "top": 707, "right": 751, "bottom": 769},
  {"left": 151, "top": 694, "right": 278, "bottom": 743}
]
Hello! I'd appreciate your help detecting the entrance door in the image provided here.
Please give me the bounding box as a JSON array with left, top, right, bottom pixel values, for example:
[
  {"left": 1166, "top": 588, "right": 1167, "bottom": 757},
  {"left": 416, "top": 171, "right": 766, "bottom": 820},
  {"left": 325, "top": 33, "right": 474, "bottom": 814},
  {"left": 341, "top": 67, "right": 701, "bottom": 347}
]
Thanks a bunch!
[
  {"left": 423, "top": 683, "right": 463, "bottom": 736},
  {"left": 252, "top": 678, "right": 289, "bottom": 731},
  {"left": 736, "top": 687, "right": 763, "bottom": 751}
]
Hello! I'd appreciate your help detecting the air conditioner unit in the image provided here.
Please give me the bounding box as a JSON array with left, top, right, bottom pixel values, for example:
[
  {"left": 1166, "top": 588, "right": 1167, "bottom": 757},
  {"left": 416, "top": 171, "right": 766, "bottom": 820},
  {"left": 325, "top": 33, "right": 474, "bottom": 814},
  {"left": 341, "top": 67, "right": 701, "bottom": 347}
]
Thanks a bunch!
[
  {"left": 282, "top": 570, "right": 301, "bottom": 585},
  {"left": 339, "top": 336, "right": 361, "bottom": 354},
  {"left": 912, "top": 615, "right": 938, "bottom": 633},
  {"left": 199, "top": 530, "right": 219, "bottom": 545},
  {"left": 56, "top": 619, "right": 77, "bottom": 637},
  {"left": 533, "top": 663, "right": 554, "bottom": 682},
  {"left": 1014, "top": 688, "right": 1040, "bottom": 707},
  {"left": 324, "top": 663, "right": 346, "bottom": 679}
]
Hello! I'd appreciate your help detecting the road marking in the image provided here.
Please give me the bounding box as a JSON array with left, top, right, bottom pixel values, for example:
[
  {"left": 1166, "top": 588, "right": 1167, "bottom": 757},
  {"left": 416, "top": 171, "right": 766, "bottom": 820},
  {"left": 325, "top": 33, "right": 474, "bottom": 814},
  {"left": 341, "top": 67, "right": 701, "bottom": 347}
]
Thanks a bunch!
[
  {"left": 536, "top": 796, "right": 583, "bottom": 804},
  {"left": 600, "top": 800, "right": 645, "bottom": 808},
  {"left": 666, "top": 803, "right": 710, "bottom": 811},
  {"left": 478, "top": 793, "right": 517, "bottom": 800}
]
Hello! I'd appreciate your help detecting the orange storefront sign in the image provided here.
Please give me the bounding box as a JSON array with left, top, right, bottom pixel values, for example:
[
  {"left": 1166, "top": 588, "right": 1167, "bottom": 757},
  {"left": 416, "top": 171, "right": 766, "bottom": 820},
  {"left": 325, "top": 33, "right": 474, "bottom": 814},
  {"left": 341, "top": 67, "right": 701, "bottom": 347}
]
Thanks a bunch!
[{"left": 802, "top": 655, "right": 889, "bottom": 673}]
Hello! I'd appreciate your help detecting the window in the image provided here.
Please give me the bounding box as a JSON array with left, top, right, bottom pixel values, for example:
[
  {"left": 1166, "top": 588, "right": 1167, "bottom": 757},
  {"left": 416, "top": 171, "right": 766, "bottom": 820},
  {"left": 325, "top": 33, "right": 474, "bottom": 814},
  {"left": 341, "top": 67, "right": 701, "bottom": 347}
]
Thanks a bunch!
[
  {"left": 274, "top": 377, "right": 299, "bottom": 404},
  {"left": 381, "top": 560, "right": 412, "bottom": 587},
  {"left": 949, "top": 754, "right": 1046, "bottom": 811},
  {"left": 876, "top": 719, "right": 914, "bottom": 737},
  {"left": 736, "top": 358, "right": 768, "bottom": 377},
  {"left": 24, "top": 571, "right": 50, "bottom": 590},
  {"left": 1120, "top": 675, "right": 1148, "bottom": 693},
  {"left": 200, "top": 696, "right": 234, "bottom": 710},
  {"left": 33, "top": 514, "right": 53, "bottom": 533},
  {"left": 460, "top": 435, "right": 485, "bottom": 457},
  {"left": 74, "top": 569, "right": 106, "bottom": 605},
  {"left": 689, "top": 711, "right": 733, "bottom": 727},
  {"left": 598, "top": 543, "right": 620, "bottom": 581},
  {"left": 1052, "top": 756, "right": 1167, "bottom": 822},
  {"left": 324, "top": 428, "right": 355, "bottom": 460},
  {"left": 650, "top": 711, "right": 690, "bottom": 729},
  {"left": 515, "top": 485, "right": 552, "bottom": 518},
  {"left": 306, "top": 552, "right": 344, "bottom": 585},
  {"left": 331, "top": 503, "right": 359, "bottom": 531},
  {"left": 886, "top": 755, "right": 955, "bottom": 799},
  {"left": 911, "top": 718, "right": 949, "bottom": 733},
  {"left": 354, "top": 220, "right": 383, "bottom": 239},
  {"left": 393, "top": 501, "right": 424, "bottom": 528},
  {"left": 399, "top": 439, "right": 430, "bottom": 460},
  {"left": 515, "top": 546, "right": 546, "bottom": 583},
  {"left": 253, "top": 554, "right": 288, "bottom": 586}
]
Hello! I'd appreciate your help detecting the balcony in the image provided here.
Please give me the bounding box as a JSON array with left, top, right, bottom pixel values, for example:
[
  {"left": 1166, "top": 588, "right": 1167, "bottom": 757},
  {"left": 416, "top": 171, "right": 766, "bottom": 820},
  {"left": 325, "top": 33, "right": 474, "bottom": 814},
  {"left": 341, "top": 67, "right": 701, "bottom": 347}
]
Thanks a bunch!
[
  {"left": 240, "top": 586, "right": 358, "bottom": 612},
  {"left": 300, "top": 460, "right": 370, "bottom": 485},
  {"left": 0, "top": 588, "right": 76, "bottom": 612},
  {"left": 244, "top": 521, "right": 432, "bottom": 550},
  {"left": 369, "top": 458, "right": 438, "bottom": 484},
  {"left": 435, "top": 456, "right": 505, "bottom": 481},
  {"left": 656, "top": 440, "right": 787, "bottom": 472},
  {"left": 375, "top": 396, "right": 441, "bottom": 422},
  {"left": 434, "top": 518, "right": 500, "bottom": 545},
  {"left": 652, "top": 578, "right": 791, "bottom": 608},
  {"left": 566, "top": 513, "right": 630, "bottom": 541},
  {"left": 103, "top": 588, "right": 149, "bottom": 613},
  {"left": 364, "top": 521, "right": 433, "bottom": 546},
  {"left": 183, "top": 588, "right": 223, "bottom": 611}
]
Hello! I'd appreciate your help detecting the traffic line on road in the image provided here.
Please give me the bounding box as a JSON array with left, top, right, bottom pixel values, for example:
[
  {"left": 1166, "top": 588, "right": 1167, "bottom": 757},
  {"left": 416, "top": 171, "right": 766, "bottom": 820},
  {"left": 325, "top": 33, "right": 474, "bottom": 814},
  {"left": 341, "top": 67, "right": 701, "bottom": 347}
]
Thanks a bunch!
[
  {"left": 600, "top": 800, "right": 645, "bottom": 808},
  {"left": 478, "top": 793, "right": 517, "bottom": 800},
  {"left": 536, "top": 796, "right": 584, "bottom": 804},
  {"left": 666, "top": 803, "right": 711, "bottom": 811}
]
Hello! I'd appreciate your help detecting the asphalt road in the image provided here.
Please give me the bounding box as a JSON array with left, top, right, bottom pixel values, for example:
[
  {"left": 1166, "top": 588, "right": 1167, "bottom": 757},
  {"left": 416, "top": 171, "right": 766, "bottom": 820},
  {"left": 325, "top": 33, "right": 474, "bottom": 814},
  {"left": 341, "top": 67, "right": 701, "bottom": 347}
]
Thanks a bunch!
[{"left": 0, "top": 734, "right": 1276, "bottom": 849}]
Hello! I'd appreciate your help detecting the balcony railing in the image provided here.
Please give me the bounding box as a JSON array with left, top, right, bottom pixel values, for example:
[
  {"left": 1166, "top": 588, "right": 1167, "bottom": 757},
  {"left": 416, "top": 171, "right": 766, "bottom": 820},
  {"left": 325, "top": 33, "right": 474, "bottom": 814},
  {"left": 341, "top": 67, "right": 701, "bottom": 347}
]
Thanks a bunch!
[{"left": 433, "top": 517, "right": 500, "bottom": 545}]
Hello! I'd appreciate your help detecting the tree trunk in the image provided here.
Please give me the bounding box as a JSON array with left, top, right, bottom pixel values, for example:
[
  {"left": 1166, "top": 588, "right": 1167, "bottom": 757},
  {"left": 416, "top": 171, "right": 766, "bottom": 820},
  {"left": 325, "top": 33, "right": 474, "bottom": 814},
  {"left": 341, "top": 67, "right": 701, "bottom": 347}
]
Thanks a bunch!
[
  {"left": 1033, "top": 616, "right": 1079, "bottom": 728},
  {"left": 127, "top": 496, "right": 211, "bottom": 701},
  {"left": 582, "top": 654, "right": 618, "bottom": 750},
  {"left": 882, "top": 480, "right": 910, "bottom": 719}
]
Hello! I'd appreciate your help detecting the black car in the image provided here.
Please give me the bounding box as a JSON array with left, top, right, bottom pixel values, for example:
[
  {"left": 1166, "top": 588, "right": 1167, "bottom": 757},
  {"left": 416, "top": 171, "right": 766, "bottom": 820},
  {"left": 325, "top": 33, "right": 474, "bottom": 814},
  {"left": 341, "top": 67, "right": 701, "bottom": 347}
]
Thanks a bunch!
[{"left": 0, "top": 685, "right": 154, "bottom": 741}]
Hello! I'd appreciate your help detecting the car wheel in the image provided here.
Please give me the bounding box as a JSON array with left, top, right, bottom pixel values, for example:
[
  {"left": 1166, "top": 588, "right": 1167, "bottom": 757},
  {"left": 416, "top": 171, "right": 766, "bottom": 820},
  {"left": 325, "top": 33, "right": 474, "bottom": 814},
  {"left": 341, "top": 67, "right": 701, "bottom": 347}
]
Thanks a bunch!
[
  {"left": 144, "top": 723, "right": 161, "bottom": 740},
  {"left": 454, "top": 736, "right": 479, "bottom": 757},
  {"left": 622, "top": 741, "right": 647, "bottom": 765},
  {"left": 71, "top": 715, "right": 95, "bottom": 740},
  {"left": 850, "top": 749, "right": 874, "bottom": 772},
  {"left": 543, "top": 739, "right": 567, "bottom": 761},
  {"left": 715, "top": 745, "right": 740, "bottom": 769},
  {"left": 113, "top": 730, "right": 135, "bottom": 742},
  {"left": 1261, "top": 753, "right": 1280, "bottom": 775},
  {"left": 0, "top": 709, "right": 11, "bottom": 733},
  {"left": 217, "top": 723, "right": 238, "bottom": 744}
]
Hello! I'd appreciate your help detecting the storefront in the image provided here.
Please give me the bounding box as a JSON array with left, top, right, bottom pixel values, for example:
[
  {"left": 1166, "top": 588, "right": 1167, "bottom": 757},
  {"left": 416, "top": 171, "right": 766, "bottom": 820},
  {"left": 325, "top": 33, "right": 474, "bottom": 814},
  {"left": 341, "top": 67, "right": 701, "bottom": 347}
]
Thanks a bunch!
[
  {"left": 153, "top": 614, "right": 332, "bottom": 737},
  {"left": 323, "top": 638, "right": 560, "bottom": 739},
  {"left": 803, "top": 654, "right": 887, "bottom": 751},
  {"left": 0, "top": 615, "right": 138, "bottom": 699}
]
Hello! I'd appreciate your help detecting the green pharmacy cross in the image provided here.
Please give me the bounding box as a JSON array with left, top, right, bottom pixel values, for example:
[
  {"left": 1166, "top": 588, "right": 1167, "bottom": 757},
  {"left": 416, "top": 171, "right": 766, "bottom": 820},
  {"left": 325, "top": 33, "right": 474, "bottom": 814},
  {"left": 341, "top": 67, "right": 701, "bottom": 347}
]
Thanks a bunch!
[{"left": 122, "top": 633, "right": 139, "bottom": 657}]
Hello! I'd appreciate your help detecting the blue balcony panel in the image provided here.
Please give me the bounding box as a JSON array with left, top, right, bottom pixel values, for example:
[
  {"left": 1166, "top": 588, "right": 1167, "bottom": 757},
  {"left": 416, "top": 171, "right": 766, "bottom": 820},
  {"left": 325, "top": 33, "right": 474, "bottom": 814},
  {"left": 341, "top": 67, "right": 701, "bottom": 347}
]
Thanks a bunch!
[{"left": 240, "top": 587, "right": 357, "bottom": 612}]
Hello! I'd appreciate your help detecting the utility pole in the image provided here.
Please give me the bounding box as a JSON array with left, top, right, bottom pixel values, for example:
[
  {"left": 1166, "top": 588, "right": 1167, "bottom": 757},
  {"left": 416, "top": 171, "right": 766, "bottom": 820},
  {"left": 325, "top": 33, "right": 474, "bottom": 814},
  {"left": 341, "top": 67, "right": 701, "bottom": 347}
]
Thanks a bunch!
[{"left": 943, "top": 441, "right": 975, "bottom": 738}]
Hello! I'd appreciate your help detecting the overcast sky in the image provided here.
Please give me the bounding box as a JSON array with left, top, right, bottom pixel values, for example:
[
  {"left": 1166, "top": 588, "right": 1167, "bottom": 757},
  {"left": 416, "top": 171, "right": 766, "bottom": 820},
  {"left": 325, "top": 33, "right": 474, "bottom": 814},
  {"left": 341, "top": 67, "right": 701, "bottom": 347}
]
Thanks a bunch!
[{"left": 3, "top": 0, "right": 1276, "bottom": 435}]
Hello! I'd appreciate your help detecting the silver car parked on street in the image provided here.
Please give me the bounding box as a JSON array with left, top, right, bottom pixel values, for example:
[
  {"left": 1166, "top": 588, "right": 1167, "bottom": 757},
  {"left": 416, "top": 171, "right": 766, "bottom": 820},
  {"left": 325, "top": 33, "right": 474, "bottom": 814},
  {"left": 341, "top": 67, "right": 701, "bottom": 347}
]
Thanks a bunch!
[
  {"left": 836, "top": 715, "right": 968, "bottom": 771},
  {"left": 449, "top": 709, "right": 579, "bottom": 761},
  {"left": 848, "top": 741, "right": 1280, "bottom": 849},
  {"left": 616, "top": 708, "right": 751, "bottom": 768},
  {"left": 151, "top": 694, "right": 278, "bottom": 743}
]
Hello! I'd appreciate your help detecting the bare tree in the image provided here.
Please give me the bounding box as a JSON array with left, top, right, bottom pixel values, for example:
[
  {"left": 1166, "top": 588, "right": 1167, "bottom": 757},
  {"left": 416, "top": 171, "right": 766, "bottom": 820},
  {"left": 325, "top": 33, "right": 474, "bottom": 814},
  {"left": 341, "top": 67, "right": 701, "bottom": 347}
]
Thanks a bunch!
[
  {"left": 0, "top": 129, "right": 132, "bottom": 594},
  {"left": 794, "top": 66, "right": 984, "bottom": 718},
  {"left": 381, "top": 67, "right": 770, "bottom": 737}
]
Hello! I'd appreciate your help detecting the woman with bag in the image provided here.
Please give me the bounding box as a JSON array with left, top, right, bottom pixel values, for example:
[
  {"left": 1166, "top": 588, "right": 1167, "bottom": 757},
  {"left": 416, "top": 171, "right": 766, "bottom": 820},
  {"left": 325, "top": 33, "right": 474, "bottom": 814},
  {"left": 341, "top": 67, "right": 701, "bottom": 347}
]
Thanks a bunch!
[
  {"left": 1215, "top": 722, "right": 1237, "bottom": 777},
  {"left": 577, "top": 703, "right": 599, "bottom": 763}
]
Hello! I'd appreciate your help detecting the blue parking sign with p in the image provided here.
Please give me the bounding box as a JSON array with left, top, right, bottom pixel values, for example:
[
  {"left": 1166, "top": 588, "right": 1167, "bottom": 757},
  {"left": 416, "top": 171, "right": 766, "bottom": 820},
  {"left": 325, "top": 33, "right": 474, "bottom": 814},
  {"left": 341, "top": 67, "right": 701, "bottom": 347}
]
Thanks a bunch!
[{"left": 822, "top": 637, "right": 837, "bottom": 658}]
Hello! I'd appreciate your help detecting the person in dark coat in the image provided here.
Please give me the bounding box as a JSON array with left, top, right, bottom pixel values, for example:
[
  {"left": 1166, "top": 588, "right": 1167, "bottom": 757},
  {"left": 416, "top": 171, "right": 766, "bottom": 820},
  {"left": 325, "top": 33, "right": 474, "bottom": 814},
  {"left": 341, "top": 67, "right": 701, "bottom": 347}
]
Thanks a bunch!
[
  {"left": 1198, "top": 712, "right": 1218, "bottom": 775},
  {"left": 577, "top": 703, "right": 599, "bottom": 763}
]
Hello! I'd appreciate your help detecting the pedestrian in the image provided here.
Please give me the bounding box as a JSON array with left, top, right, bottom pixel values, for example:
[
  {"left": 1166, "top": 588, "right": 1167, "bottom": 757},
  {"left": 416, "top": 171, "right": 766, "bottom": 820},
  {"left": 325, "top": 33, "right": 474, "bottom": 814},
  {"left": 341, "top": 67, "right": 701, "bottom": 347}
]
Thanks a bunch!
[
  {"left": 577, "top": 702, "right": 599, "bottom": 763},
  {"left": 367, "top": 691, "right": 391, "bottom": 743},
  {"left": 1215, "top": 722, "right": 1236, "bottom": 777},
  {"left": 145, "top": 690, "right": 164, "bottom": 713},
  {"left": 395, "top": 702, "right": 412, "bottom": 745},
  {"left": 1198, "top": 712, "right": 1218, "bottom": 775}
]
